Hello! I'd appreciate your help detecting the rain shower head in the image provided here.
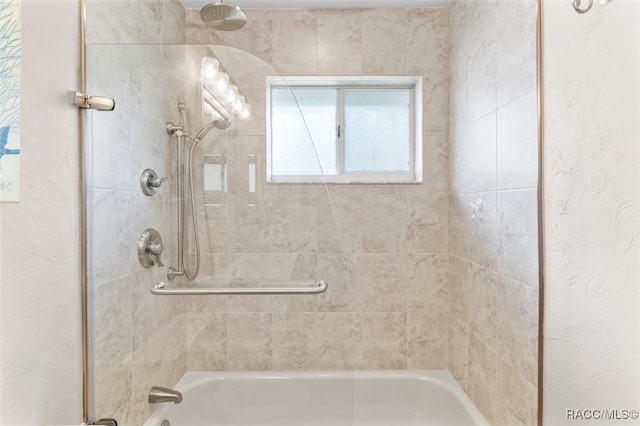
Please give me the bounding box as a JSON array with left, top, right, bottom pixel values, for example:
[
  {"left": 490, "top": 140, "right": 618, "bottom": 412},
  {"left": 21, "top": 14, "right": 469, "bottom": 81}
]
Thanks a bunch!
[
  {"left": 200, "top": 2, "right": 247, "bottom": 31},
  {"left": 193, "top": 118, "right": 231, "bottom": 142}
]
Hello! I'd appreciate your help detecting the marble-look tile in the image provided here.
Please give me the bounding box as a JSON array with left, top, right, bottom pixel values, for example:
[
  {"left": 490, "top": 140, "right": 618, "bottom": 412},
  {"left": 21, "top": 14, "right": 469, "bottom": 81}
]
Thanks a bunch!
[
  {"left": 93, "top": 276, "right": 133, "bottom": 381},
  {"left": 497, "top": 275, "right": 539, "bottom": 386},
  {"left": 186, "top": 312, "right": 227, "bottom": 371},
  {"left": 91, "top": 189, "right": 135, "bottom": 285},
  {"left": 228, "top": 195, "right": 318, "bottom": 253},
  {"left": 448, "top": 256, "right": 471, "bottom": 325},
  {"left": 89, "top": 44, "right": 132, "bottom": 109},
  {"left": 403, "top": 194, "right": 449, "bottom": 253},
  {"left": 448, "top": 319, "right": 469, "bottom": 392},
  {"left": 467, "top": 263, "right": 498, "bottom": 350},
  {"left": 407, "top": 254, "right": 451, "bottom": 313},
  {"left": 496, "top": 0, "right": 537, "bottom": 106},
  {"left": 317, "top": 16, "right": 362, "bottom": 75},
  {"left": 316, "top": 254, "right": 354, "bottom": 312},
  {"left": 467, "top": 36, "right": 497, "bottom": 123},
  {"left": 448, "top": 0, "right": 470, "bottom": 74},
  {"left": 90, "top": 102, "right": 132, "bottom": 192},
  {"left": 271, "top": 19, "right": 318, "bottom": 75},
  {"left": 422, "top": 134, "right": 450, "bottom": 196},
  {"left": 423, "top": 79, "right": 450, "bottom": 136},
  {"left": 185, "top": 9, "right": 224, "bottom": 44},
  {"left": 272, "top": 313, "right": 353, "bottom": 370},
  {"left": 467, "top": 334, "right": 497, "bottom": 425},
  {"left": 270, "top": 255, "right": 320, "bottom": 313},
  {"left": 496, "top": 359, "right": 538, "bottom": 426},
  {"left": 85, "top": 0, "right": 133, "bottom": 44},
  {"left": 160, "top": 0, "right": 186, "bottom": 44},
  {"left": 407, "top": 311, "right": 450, "bottom": 370},
  {"left": 132, "top": 315, "right": 187, "bottom": 424},
  {"left": 132, "top": 267, "right": 181, "bottom": 352},
  {"left": 497, "top": 90, "right": 539, "bottom": 190},
  {"left": 466, "top": 0, "right": 497, "bottom": 54},
  {"left": 361, "top": 18, "right": 406, "bottom": 74},
  {"left": 201, "top": 205, "right": 230, "bottom": 254},
  {"left": 349, "top": 254, "right": 408, "bottom": 312},
  {"left": 497, "top": 189, "right": 539, "bottom": 286},
  {"left": 448, "top": 70, "right": 469, "bottom": 193},
  {"left": 94, "top": 356, "right": 134, "bottom": 426},
  {"left": 351, "top": 313, "right": 407, "bottom": 370},
  {"left": 328, "top": 195, "right": 407, "bottom": 253},
  {"left": 449, "top": 191, "right": 499, "bottom": 270},
  {"left": 227, "top": 313, "right": 273, "bottom": 370},
  {"left": 467, "top": 111, "right": 497, "bottom": 192},
  {"left": 405, "top": 13, "right": 449, "bottom": 79}
]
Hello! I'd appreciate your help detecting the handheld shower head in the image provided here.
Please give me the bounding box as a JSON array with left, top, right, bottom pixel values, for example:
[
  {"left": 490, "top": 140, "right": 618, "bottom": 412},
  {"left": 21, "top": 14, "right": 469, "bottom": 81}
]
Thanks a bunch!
[{"left": 193, "top": 118, "right": 231, "bottom": 142}]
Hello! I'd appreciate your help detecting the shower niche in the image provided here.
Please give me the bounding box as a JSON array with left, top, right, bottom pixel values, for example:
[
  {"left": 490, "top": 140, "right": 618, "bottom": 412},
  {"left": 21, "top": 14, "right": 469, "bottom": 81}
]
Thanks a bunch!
[{"left": 85, "top": 1, "right": 540, "bottom": 425}]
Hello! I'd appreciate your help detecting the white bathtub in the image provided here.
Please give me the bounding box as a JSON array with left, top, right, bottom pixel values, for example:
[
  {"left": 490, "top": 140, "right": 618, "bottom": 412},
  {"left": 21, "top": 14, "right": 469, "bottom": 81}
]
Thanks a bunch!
[{"left": 143, "top": 371, "right": 489, "bottom": 426}]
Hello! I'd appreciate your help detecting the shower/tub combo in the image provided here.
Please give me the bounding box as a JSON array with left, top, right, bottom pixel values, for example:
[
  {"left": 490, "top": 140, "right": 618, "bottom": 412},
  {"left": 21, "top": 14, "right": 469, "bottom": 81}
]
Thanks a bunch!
[{"left": 84, "top": 0, "right": 541, "bottom": 425}]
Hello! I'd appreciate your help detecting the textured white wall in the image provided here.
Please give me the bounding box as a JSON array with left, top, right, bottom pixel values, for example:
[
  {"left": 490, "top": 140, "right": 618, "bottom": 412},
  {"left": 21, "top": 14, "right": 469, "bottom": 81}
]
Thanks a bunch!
[
  {"left": 0, "top": 0, "right": 82, "bottom": 425},
  {"left": 543, "top": 0, "right": 640, "bottom": 424}
]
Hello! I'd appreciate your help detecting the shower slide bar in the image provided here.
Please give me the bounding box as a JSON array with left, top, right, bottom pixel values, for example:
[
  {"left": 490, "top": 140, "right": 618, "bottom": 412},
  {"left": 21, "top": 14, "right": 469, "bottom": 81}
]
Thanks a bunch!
[{"left": 151, "top": 280, "right": 328, "bottom": 295}]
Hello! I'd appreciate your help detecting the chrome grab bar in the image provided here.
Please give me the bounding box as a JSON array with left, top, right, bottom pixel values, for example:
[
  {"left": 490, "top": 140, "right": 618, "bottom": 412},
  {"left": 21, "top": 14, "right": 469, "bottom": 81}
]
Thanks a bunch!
[{"left": 151, "top": 280, "right": 328, "bottom": 295}]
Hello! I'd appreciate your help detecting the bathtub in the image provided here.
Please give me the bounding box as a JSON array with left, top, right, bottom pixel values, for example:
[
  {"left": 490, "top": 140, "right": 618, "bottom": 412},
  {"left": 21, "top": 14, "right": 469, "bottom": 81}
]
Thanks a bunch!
[{"left": 142, "top": 370, "right": 488, "bottom": 426}]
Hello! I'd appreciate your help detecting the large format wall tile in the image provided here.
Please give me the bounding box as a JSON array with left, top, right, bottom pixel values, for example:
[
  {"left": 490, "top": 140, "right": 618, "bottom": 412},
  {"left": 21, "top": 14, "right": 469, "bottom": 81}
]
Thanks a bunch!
[
  {"left": 497, "top": 275, "right": 539, "bottom": 386},
  {"left": 497, "top": 90, "right": 539, "bottom": 190},
  {"left": 448, "top": 2, "right": 539, "bottom": 425},
  {"left": 352, "top": 313, "right": 408, "bottom": 370},
  {"left": 497, "top": 189, "right": 539, "bottom": 286},
  {"left": 495, "top": 359, "right": 537, "bottom": 426},
  {"left": 496, "top": 0, "right": 537, "bottom": 106}
]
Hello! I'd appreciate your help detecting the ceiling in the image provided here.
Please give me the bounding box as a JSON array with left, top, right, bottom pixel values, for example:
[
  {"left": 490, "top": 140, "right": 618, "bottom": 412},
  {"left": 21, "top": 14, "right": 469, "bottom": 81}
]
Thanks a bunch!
[{"left": 181, "top": 0, "right": 450, "bottom": 9}]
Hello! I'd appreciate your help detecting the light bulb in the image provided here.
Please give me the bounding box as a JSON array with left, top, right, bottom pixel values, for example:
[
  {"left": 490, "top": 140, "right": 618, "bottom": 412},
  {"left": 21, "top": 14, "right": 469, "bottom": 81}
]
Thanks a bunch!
[
  {"left": 231, "top": 95, "right": 245, "bottom": 114},
  {"left": 239, "top": 103, "right": 251, "bottom": 121},
  {"left": 212, "top": 72, "right": 230, "bottom": 96},
  {"left": 223, "top": 85, "right": 238, "bottom": 106},
  {"left": 200, "top": 57, "right": 219, "bottom": 85}
]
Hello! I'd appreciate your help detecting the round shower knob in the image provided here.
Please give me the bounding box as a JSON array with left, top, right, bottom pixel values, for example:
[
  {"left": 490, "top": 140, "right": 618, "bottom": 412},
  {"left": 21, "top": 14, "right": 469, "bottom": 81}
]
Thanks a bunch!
[{"left": 140, "top": 168, "right": 168, "bottom": 196}]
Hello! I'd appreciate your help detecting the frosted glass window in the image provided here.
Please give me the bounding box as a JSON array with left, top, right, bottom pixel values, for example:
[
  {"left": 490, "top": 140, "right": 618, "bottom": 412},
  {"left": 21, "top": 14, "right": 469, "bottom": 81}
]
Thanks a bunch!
[
  {"left": 267, "top": 76, "right": 421, "bottom": 183},
  {"left": 271, "top": 88, "right": 337, "bottom": 176},
  {"left": 344, "top": 90, "right": 411, "bottom": 172}
]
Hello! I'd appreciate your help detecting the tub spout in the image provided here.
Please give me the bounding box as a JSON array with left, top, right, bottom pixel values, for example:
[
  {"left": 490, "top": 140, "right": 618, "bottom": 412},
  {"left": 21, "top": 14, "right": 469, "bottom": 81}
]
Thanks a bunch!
[{"left": 149, "top": 386, "right": 183, "bottom": 404}]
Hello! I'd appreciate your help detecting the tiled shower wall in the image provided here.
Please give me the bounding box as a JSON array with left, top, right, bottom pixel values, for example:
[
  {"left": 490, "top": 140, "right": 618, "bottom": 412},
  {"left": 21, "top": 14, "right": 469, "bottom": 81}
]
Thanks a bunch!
[
  {"left": 447, "top": 0, "right": 539, "bottom": 425},
  {"left": 86, "top": 1, "right": 187, "bottom": 425},
  {"left": 183, "top": 9, "right": 453, "bottom": 371}
]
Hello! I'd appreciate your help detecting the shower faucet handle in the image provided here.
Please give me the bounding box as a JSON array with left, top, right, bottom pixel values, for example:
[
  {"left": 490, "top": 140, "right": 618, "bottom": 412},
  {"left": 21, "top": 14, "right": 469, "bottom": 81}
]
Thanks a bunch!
[
  {"left": 138, "top": 229, "right": 165, "bottom": 268},
  {"left": 147, "top": 242, "right": 165, "bottom": 267},
  {"left": 150, "top": 175, "right": 169, "bottom": 188},
  {"left": 141, "top": 168, "right": 168, "bottom": 196}
]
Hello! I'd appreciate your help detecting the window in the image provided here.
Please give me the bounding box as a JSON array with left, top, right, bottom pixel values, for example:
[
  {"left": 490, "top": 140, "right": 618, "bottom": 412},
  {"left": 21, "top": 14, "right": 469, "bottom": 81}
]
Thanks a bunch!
[{"left": 267, "top": 76, "right": 423, "bottom": 183}]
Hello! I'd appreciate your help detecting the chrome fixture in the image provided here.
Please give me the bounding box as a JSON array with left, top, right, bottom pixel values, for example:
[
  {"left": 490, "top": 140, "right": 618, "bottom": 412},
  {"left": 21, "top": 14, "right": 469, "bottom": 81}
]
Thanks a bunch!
[
  {"left": 140, "top": 168, "right": 168, "bottom": 196},
  {"left": 138, "top": 228, "right": 165, "bottom": 268},
  {"left": 200, "top": 1, "right": 247, "bottom": 31},
  {"left": 166, "top": 104, "right": 231, "bottom": 281},
  {"left": 89, "top": 419, "right": 117, "bottom": 426},
  {"left": 149, "top": 386, "right": 183, "bottom": 404},
  {"left": 573, "top": 0, "right": 612, "bottom": 14},
  {"left": 194, "top": 118, "right": 231, "bottom": 141},
  {"left": 152, "top": 280, "right": 329, "bottom": 296},
  {"left": 70, "top": 90, "right": 115, "bottom": 111}
]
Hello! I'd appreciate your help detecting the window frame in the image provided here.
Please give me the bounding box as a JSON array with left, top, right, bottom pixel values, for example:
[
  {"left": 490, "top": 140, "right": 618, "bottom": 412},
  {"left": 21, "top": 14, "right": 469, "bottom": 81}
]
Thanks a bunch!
[{"left": 266, "top": 76, "right": 423, "bottom": 184}]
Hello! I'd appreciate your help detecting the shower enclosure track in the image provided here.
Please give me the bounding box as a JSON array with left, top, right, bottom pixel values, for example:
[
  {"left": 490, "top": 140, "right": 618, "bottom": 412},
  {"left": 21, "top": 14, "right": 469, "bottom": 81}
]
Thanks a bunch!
[{"left": 151, "top": 280, "right": 328, "bottom": 295}]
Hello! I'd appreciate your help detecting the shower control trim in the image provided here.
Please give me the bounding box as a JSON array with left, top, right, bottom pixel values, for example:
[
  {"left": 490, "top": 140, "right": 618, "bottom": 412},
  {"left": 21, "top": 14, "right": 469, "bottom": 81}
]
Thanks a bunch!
[
  {"left": 138, "top": 228, "right": 165, "bottom": 268},
  {"left": 140, "top": 168, "right": 168, "bottom": 196}
]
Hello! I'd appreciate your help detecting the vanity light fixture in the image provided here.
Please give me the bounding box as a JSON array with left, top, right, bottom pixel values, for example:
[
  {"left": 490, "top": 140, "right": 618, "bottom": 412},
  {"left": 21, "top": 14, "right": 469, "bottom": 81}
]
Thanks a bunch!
[{"left": 200, "top": 56, "right": 251, "bottom": 120}]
